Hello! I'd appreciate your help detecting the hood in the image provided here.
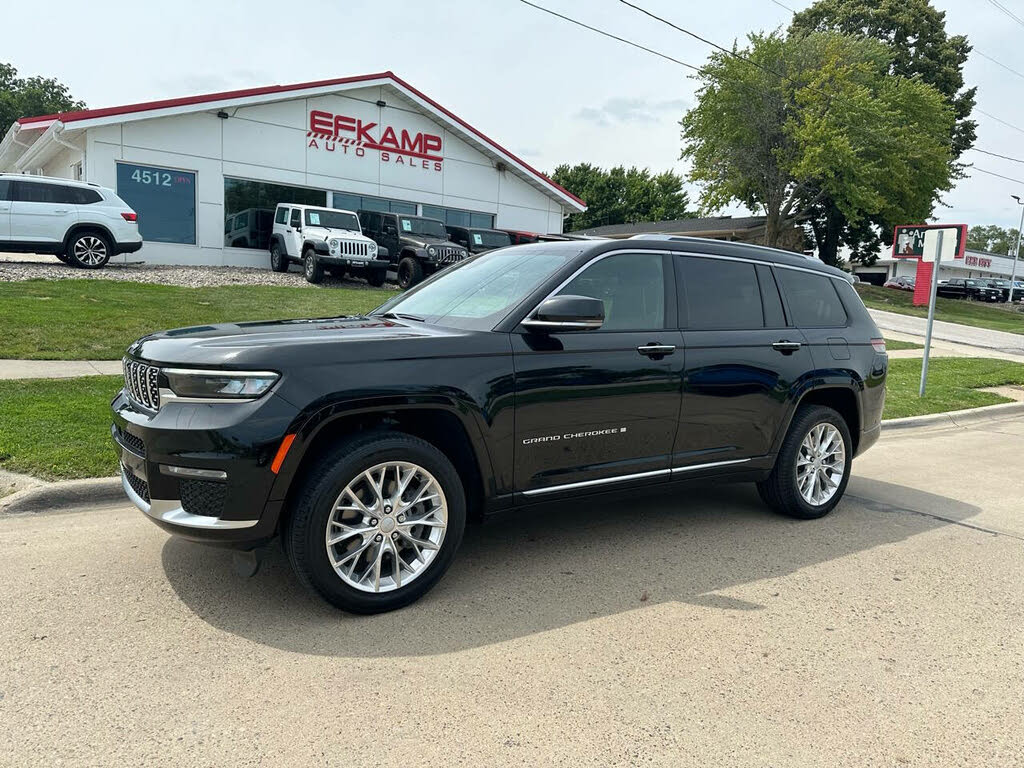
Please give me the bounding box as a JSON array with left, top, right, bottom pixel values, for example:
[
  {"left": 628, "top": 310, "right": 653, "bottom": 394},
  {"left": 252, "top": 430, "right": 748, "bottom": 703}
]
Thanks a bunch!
[
  {"left": 307, "top": 225, "right": 371, "bottom": 241},
  {"left": 127, "top": 315, "right": 476, "bottom": 368},
  {"left": 401, "top": 234, "right": 457, "bottom": 247}
]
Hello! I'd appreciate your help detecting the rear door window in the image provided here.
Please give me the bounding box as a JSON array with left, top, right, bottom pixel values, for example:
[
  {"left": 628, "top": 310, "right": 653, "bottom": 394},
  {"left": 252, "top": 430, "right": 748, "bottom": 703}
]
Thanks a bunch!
[
  {"left": 275, "top": 207, "right": 288, "bottom": 225},
  {"left": 12, "top": 181, "right": 63, "bottom": 203},
  {"left": 678, "top": 256, "right": 764, "bottom": 330},
  {"left": 776, "top": 269, "right": 848, "bottom": 328}
]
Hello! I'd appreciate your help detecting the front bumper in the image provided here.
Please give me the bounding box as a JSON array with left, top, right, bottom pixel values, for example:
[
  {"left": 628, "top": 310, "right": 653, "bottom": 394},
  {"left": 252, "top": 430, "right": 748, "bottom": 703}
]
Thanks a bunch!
[
  {"left": 320, "top": 255, "right": 389, "bottom": 270},
  {"left": 112, "top": 389, "right": 296, "bottom": 546}
]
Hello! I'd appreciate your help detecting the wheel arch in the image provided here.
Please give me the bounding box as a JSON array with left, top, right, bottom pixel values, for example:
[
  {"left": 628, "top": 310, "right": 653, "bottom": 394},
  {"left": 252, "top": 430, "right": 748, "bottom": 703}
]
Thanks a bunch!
[
  {"left": 62, "top": 223, "right": 115, "bottom": 255},
  {"left": 275, "top": 402, "right": 489, "bottom": 532},
  {"left": 789, "top": 385, "right": 862, "bottom": 456},
  {"left": 305, "top": 239, "right": 330, "bottom": 255}
]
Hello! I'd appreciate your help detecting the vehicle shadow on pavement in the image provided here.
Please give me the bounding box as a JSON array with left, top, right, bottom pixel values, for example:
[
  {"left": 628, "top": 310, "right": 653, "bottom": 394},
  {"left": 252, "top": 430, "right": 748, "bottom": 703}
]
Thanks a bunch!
[{"left": 160, "top": 478, "right": 979, "bottom": 657}]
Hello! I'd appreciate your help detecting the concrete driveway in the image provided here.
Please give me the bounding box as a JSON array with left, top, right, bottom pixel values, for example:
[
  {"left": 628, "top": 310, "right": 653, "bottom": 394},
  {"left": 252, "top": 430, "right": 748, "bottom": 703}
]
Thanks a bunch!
[
  {"left": 870, "top": 307, "right": 1024, "bottom": 356},
  {"left": 1, "top": 415, "right": 1022, "bottom": 767}
]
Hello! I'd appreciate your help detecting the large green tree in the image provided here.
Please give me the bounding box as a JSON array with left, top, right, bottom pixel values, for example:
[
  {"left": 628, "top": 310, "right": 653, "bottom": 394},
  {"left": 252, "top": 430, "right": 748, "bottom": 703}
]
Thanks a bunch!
[
  {"left": 0, "top": 62, "right": 84, "bottom": 137},
  {"left": 789, "top": 0, "right": 975, "bottom": 264},
  {"left": 966, "top": 224, "right": 1021, "bottom": 255},
  {"left": 681, "top": 31, "right": 953, "bottom": 260},
  {"left": 551, "top": 163, "right": 693, "bottom": 232}
]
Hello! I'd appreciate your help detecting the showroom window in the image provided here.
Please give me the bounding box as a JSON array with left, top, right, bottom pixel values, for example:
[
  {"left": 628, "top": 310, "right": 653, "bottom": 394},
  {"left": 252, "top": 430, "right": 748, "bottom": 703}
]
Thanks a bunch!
[
  {"left": 332, "top": 191, "right": 416, "bottom": 215},
  {"left": 421, "top": 204, "right": 494, "bottom": 228},
  {"left": 224, "top": 178, "right": 325, "bottom": 250},
  {"left": 116, "top": 163, "right": 197, "bottom": 245}
]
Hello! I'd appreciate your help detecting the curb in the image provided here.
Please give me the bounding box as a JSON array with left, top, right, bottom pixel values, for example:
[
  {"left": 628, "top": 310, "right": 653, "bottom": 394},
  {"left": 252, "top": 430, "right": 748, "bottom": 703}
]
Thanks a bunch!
[
  {"left": 2, "top": 401, "right": 1023, "bottom": 515},
  {"left": 0, "top": 476, "right": 122, "bottom": 515},
  {"left": 882, "top": 400, "right": 1024, "bottom": 431}
]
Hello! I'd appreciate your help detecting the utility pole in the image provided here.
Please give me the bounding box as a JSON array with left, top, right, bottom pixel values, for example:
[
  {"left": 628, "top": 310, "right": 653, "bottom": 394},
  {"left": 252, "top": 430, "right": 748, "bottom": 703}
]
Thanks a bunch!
[{"left": 1011, "top": 195, "right": 1024, "bottom": 303}]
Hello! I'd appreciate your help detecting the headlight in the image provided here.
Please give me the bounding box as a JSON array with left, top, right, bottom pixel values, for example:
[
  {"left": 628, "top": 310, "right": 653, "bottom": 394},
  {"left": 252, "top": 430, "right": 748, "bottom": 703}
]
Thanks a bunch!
[
  {"left": 427, "top": 246, "right": 436, "bottom": 256},
  {"left": 329, "top": 238, "right": 340, "bottom": 250},
  {"left": 368, "top": 241, "right": 377, "bottom": 253},
  {"left": 163, "top": 369, "right": 279, "bottom": 400}
]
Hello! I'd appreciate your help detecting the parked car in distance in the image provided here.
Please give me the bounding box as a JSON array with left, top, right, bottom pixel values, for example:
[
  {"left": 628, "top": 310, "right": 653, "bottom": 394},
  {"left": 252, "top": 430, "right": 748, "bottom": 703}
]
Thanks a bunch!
[
  {"left": 112, "top": 235, "right": 888, "bottom": 614},
  {"left": 359, "top": 211, "right": 468, "bottom": 289},
  {"left": 0, "top": 173, "right": 142, "bottom": 268},
  {"left": 936, "top": 278, "right": 1002, "bottom": 302},
  {"left": 268, "top": 204, "right": 388, "bottom": 285},
  {"left": 984, "top": 279, "right": 1013, "bottom": 302},
  {"left": 883, "top": 276, "right": 915, "bottom": 291},
  {"left": 445, "top": 225, "right": 512, "bottom": 255}
]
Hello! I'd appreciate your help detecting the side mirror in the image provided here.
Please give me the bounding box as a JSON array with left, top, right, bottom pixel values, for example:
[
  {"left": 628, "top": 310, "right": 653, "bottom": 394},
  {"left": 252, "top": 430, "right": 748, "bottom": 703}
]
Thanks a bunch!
[{"left": 522, "top": 295, "right": 604, "bottom": 332}]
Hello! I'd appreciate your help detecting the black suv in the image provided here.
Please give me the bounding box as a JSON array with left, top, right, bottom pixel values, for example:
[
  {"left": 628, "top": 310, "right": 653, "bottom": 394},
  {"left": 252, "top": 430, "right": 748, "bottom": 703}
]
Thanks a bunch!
[
  {"left": 112, "top": 237, "right": 887, "bottom": 614},
  {"left": 445, "top": 225, "right": 512, "bottom": 255},
  {"left": 358, "top": 211, "right": 468, "bottom": 289},
  {"left": 936, "top": 278, "right": 1001, "bottom": 302}
]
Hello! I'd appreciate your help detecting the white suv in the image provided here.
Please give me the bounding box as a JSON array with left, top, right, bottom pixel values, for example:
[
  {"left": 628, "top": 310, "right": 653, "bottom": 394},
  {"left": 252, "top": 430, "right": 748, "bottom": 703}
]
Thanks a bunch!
[
  {"left": 0, "top": 174, "right": 142, "bottom": 269},
  {"left": 269, "top": 204, "right": 389, "bottom": 285}
]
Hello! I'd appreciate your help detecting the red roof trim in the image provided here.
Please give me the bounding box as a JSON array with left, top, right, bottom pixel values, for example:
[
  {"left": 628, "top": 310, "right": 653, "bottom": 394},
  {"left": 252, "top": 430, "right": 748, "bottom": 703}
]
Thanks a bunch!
[{"left": 17, "top": 71, "right": 584, "bottom": 208}]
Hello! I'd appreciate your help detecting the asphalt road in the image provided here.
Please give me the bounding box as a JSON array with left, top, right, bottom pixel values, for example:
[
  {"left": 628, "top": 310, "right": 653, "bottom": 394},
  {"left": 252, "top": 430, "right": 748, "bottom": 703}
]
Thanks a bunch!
[
  {"left": 869, "top": 308, "right": 1024, "bottom": 355},
  {"left": 2, "top": 416, "right": 1022, "bottom": 767}
]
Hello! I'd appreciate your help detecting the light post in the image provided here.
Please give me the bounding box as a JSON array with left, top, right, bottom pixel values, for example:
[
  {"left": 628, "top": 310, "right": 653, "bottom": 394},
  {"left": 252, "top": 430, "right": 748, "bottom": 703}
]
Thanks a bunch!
[{"left": 1011, "top": 195, "right": 1024, "bottom": 303}]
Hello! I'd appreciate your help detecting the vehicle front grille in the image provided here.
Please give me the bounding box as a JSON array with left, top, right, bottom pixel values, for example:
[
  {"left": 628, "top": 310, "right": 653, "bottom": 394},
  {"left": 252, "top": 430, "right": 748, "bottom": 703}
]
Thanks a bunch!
[
  {"left": 115, "top": 426, "right": 146, "bottom": 457},
  {"left": 435, "top": 246, "right": 465, "bottom": 264},
  {"left": 123, "top": 358, "right": 160, "bottom": 410},
  {"left": 123, "top": 464, "right": 150, "bottom": 503},
  {"left": 336, "top": 240, "right": 369, "bottom": 257},
  {"left": 180, "top": 479, "right": 227, "bottom": 518}
]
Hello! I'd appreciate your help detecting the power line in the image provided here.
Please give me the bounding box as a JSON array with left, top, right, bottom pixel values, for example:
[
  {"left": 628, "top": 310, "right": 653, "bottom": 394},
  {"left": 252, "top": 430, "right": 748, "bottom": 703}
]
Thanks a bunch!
[
  {"left": 767, "top": 0, "right": 796, "bottom": 12},
  {"left": 985, "top": 0, "right": 1024, "bottom": 30},
  {"left": 972, "top": 166, "right": 1024, "bottom": 186},
  {"left": 516, "top": 0, "right": 700, "bottom": 71},
  {"left": 977, "top": 109, "right": 1024, "bottom": 137},
  {"left": 970, "top": 147, "right": 1024, "bottom": 164},
  {"left": 973, "top": 50, "right": 1024, "bottom": 83}
]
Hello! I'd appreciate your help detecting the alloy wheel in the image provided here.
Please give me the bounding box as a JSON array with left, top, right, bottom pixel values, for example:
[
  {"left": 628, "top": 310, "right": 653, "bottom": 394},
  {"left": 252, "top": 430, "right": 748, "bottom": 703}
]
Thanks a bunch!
[
  {"left": 74, "top": 236, "right": 107, "bottom": 266},
  {"left": 795, "top": 423, "right": 846, "bottom": 506},
  {"left": 325, "top": 461, "right": 448, "bottom": 593}
]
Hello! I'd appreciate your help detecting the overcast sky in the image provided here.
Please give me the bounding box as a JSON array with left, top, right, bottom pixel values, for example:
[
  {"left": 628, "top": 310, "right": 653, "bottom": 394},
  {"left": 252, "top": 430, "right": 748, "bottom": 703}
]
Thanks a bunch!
[{"left": 5, "top": 0, "right": 1024, "bottom": 230}]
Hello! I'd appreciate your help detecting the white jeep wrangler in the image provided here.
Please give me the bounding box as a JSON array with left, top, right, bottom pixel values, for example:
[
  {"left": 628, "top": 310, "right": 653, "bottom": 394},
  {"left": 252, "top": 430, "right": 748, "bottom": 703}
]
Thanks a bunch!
[{"left": 269, "top": 204, "right": 389, "bottom": 285}]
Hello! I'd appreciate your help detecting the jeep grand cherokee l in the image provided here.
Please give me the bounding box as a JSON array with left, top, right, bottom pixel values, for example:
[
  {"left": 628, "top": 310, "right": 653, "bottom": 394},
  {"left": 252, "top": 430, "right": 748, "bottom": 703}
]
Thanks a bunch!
[
  {"left": 112, "top": 236, "right": 887, "bottom": 614},
  {"left": 0, "top": 174, "right": 142, "bottom": 268}
]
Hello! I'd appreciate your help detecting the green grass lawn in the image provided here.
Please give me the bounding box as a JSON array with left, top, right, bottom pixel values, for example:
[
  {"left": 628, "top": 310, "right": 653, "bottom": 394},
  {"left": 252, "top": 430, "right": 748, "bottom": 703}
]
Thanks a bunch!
[
  {"left": 884, "top": 338, "right": 923, "bottom": 351},
  {"left": 2, "top": 358, "right": 1022, "bottom": 480},
  {"left": 884, "top": 357, "right": 1024, "bottom": 419},
  {"left": 856, "top": 284, "right": 1024, "bottom": 335},
  {"left": 0, "top": 280, "right": 398, "bottom": 360}
]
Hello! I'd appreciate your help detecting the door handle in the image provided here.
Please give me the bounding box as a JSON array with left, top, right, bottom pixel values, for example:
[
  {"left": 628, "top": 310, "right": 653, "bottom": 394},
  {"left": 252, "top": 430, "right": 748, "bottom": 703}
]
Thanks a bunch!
[
  {"left": 637, "top": 344, "right": 676, "bottom": 357},
  {"left": 285, "top": 228, "right": 292, "bottom": 232},
  {"left": 772, "top": 340, "right": 802, "bottom": 354},
  {"left": 54, "top": 209, "right": 69, "bottom": 214}
]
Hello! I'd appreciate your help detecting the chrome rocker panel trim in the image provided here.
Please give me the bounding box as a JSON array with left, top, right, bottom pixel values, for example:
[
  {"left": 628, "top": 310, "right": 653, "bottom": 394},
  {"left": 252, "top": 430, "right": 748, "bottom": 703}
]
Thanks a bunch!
[
  {"left": 121, "top": 468, "right": 259, "bottom": 530},
  {"left": 522, "top": 458, "right": 751, "bottom": 496}
]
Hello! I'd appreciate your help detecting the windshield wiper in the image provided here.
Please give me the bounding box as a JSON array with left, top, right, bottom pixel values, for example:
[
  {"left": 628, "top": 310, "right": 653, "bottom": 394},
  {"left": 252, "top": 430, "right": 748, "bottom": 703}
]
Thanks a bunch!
[{"left": 378, "top": 311, "right": 426, "bottom": 322}]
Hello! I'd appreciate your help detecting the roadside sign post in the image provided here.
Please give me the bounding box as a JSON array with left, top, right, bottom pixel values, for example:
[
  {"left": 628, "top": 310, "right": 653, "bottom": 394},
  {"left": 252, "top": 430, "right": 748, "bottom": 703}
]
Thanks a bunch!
[{"left": 919, "top": 229, "right": 942, "bottom": 397}]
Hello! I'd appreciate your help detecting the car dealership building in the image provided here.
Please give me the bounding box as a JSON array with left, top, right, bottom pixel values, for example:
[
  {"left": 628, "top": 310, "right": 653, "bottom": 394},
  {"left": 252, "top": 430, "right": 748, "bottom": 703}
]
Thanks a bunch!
[{"left": 0, "top": 71, "right": 585, "bottom": 267}]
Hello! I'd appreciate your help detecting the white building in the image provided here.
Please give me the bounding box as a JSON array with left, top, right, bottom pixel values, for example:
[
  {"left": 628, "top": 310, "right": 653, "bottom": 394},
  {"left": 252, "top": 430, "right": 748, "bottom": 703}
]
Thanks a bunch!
[
  {"left": 0, "top": 71, "right": 585, "bottom": 267},
  {"left": 850, "top": 246, "right": 1022, "bottom": 285}
]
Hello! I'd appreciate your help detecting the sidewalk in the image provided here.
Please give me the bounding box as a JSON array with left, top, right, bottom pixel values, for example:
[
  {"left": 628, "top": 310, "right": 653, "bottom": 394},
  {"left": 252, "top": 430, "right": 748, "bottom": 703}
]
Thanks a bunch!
[
  {"left": 0, "top": 360, "right": 122, "bottom": 380},
  {"left": 869, "top": 308, "right": 1024, "bottom": 356}
]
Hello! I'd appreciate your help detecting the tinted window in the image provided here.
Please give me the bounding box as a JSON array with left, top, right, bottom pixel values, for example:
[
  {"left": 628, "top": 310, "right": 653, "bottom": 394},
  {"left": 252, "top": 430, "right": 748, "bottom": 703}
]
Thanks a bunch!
[
  {"left": 223, "top": 177, "right": 324, "bottom": 249},
  {"left": 275, "top": 207, "right": 288, "bottom": 225},
  {"left": 13, "top": 181, "right": 62, "bottom": 203},
  {"left": 0, "top": 179, "right": 8, "bottom": 200},
  {"left": 679, "top": 257, "right": 763, "bottom": 330},
  {"left": 70, "top": 187, "right": 102, "bottom": 204},
  {"left": 558, "top": 253, "right": 665, "bottom": 331},
  {"left": 289, "top": 209, "right": 301, "bottom": 228},
  {"left": 776, "top": 269, "right": 848, "bottom": 327},
  {"left": 117, "top": 163, "right": 196, "bottom": 244},
  {"left": 333, "top": 191, "right": 415, "bottom": 215}
]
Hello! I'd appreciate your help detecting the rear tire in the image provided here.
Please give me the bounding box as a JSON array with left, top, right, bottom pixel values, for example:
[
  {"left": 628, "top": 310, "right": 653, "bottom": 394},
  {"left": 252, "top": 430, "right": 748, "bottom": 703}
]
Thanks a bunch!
[
  {"left": 67, "top": 231, "right": 111, "bottom": 269},
  {"left": 285, "top": 431, "right": 467, "bottom": 614},
  {"left": 303, "top": 248, "right": 324, "bottom": 284},
  {"left": 757, "top": 404, "right": 852, "bottom": 520},
  {"left": 397, "top": 257, "right": 423, "bottom": 289},
  {"left": 270, "top": 243, "right": 289, "bottom": 272}
]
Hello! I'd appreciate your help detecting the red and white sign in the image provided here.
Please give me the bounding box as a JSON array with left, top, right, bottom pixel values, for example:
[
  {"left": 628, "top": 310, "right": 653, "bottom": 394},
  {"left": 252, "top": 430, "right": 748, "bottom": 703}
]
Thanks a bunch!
[
  {"left": 965, "top": 254, "right": 992, "bottom": 268},
  {"left": 306, "top": 109, "right": 443, "bottom": 171}
]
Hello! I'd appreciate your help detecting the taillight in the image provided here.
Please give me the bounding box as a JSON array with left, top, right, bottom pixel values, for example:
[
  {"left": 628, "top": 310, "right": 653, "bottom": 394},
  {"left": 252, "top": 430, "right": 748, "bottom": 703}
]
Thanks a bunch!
[
  {"left": 871, "top": 338, "right": 886, "bottom": 353},
  {"left": 121, "top": 212, "right": 137, "bottom": 222}
]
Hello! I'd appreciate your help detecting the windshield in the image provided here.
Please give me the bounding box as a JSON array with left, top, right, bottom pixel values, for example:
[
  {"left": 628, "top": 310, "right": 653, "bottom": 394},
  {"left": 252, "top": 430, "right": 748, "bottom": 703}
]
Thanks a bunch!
[
  {"left": 965, "top": 280, "right": 980, "bottom": 286},
  {"left": 470, "top": 230, "right": 512, "bottom": 249},
  {"left": 305, "top": 209, "right": 360, "bottom": 231},
  {"left": 399, "top": 216, "right": 447, "bottom": 238},
  {"left": 372, "top": 246, "right": 581, "bottom": 331}
]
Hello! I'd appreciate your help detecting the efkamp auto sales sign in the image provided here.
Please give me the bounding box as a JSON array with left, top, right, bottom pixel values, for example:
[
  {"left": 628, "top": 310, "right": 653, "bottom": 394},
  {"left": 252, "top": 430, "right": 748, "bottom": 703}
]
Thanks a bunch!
[{"left": 307, "top": 109, "right": 443, "bottom": 171}]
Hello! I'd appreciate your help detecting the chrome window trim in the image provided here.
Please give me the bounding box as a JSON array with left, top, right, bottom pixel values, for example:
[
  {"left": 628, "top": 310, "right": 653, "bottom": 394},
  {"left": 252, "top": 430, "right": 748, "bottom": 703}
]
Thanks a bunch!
[{"left": 521, "top": 458, "right": 752, "bottom": 496}]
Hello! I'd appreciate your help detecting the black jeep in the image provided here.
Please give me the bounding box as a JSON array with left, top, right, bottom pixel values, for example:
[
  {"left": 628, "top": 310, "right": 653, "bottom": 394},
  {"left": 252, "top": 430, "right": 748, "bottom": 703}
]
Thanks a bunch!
[{"left": 359, "top": 211, "right": 468, "bottom": 289}]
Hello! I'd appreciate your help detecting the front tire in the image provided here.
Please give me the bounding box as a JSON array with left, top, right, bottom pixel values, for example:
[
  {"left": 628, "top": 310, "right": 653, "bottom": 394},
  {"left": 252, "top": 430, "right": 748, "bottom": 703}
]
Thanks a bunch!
[
  {"left": 67, "top": 231, "right": 111, "bottom": 269},
  {"left": 303, "top": 248, "right": 324, "bottom": 284},
  {"left": 397, "top": 256, "right": 423, "bottom": 289},
  {"left": 286, "top": 431, "right": 467, "bottom": 614},
  {"left": 367, "top": 268, "right": 387, "bottom": 287},
  {"left": 270, "top": 243, "right": 289, "bottom": 272},
  {"left": 757, "top": 404, "right": 852, "bottom": 520}
]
